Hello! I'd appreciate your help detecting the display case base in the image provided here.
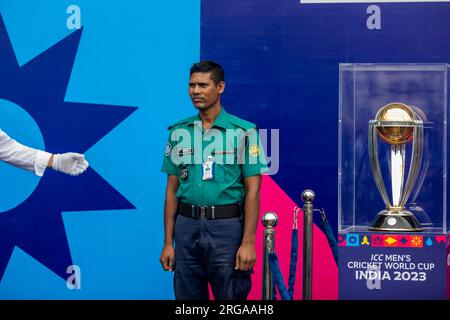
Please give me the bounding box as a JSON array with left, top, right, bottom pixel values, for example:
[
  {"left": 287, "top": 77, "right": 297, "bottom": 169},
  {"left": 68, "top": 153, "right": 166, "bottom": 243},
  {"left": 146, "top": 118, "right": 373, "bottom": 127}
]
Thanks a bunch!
[{"left": 338, "top": 229, "right": 449, "bottom": 300}]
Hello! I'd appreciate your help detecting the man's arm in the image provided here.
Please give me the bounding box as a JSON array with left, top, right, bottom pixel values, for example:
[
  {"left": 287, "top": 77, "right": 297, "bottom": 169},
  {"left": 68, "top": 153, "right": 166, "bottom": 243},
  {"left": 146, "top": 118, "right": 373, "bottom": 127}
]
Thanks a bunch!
[
  {"left": 160, "top": 174, "right": 179, "bottom": 272},
  {"left": 0, "top": 129, "right": 88, "bottom": 176},
  {"left": 235, "top": 174, "right": 262, "bottom": 271},
  {"left": 0, "top": 129, "right": 51, "bottom": 175}
]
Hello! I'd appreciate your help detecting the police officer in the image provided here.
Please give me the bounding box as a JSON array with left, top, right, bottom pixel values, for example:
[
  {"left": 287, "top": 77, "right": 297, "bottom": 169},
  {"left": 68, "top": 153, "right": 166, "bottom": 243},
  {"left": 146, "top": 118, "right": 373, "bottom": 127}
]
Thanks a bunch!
[{"left": 160, "top": 60, "right": 268, "bottom": 300}]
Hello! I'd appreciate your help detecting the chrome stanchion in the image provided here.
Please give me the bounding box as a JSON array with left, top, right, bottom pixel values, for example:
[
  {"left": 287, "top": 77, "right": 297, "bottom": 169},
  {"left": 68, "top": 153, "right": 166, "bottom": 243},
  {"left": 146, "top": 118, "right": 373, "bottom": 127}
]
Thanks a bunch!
[
  {"left": 261, "top": 211, "right": 278, "bottom": 300},
  {"left": 301, "top": 189, "right": 315, "bottom": 300}
]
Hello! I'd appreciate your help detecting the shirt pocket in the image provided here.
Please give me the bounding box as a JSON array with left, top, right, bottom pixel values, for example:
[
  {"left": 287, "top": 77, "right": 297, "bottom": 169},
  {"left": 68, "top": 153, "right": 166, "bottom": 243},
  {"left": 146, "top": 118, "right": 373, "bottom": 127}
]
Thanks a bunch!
[{"left": 213, "top": 152, "right": 241, "bottom": 184}]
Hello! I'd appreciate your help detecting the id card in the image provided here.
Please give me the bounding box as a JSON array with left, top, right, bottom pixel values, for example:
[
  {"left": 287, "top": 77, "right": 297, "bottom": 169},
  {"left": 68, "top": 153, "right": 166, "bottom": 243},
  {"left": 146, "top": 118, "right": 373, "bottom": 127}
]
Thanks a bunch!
[{"left": 202, "top": 156, "right": 214, "bottom": 180}]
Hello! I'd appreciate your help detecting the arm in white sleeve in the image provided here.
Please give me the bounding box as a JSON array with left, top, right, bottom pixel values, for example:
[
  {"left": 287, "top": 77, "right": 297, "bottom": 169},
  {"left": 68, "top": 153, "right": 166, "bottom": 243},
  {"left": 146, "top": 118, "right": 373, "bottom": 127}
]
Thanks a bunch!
[{"left": 0, "top": 129, "right": 52, "bottom": 176}]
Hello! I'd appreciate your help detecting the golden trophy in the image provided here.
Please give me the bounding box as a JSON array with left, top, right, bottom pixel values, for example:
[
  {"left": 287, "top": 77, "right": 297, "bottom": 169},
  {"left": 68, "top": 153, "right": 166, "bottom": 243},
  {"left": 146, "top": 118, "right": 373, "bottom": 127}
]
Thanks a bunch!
[{"left": 368, "top": 102, "right": 424, "bottom": 231}]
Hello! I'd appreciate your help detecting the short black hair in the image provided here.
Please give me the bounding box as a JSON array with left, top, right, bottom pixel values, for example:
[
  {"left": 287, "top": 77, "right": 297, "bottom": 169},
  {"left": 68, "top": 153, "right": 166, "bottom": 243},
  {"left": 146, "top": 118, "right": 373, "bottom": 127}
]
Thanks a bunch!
[{"left": 190, "top": 60, "right": 224, "bottom": 85}]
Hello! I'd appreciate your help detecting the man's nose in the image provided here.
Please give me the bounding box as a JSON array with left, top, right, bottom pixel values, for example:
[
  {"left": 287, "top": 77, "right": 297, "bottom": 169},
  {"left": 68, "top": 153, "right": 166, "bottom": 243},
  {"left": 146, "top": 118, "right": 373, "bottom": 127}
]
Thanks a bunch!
[{"left": 192, "top": 85, "right": 201, "bottom": 94}]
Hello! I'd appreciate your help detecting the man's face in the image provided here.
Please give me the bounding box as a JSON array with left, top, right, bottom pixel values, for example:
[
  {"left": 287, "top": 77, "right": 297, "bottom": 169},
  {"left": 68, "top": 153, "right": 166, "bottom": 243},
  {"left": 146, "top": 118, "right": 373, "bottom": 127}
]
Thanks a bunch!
[{"left": 189, "top": 72, "right": 224, "bottom": 110}]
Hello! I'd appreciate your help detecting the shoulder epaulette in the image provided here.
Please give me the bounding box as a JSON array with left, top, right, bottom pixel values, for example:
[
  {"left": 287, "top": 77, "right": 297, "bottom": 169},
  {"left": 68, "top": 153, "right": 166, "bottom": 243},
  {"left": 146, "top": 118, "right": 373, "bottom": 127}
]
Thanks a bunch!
[
  {"left": 167, "top": 115, "right": 197, "bottom": 130},
  {"left": 226, "top": 114, "right": 257, "bottom": 130}
]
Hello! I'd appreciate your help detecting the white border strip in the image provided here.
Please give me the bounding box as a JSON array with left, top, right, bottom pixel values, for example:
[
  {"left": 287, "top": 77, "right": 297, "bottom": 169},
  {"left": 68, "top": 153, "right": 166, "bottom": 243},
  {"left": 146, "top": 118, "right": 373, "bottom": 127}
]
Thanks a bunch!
[{"left": 301, "top": 0, "right": 450, "bottom": 3}]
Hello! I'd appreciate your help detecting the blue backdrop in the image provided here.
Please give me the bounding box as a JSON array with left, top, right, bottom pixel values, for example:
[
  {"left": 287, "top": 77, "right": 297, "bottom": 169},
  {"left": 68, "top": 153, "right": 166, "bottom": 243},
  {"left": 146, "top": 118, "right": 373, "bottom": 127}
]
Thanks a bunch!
[{"left": 0, "top": 0, "right": 199, "bottom": 299}]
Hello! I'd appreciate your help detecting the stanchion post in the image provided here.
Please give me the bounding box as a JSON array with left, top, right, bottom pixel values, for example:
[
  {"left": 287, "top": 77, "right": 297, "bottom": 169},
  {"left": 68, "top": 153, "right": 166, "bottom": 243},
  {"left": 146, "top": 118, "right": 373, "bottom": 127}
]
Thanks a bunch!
[
  {"left": 301, "top": 189, "right": 315, "bottom": 300},
  {"left": 261, "top": 211, "right": 278, "bottom": 300}
]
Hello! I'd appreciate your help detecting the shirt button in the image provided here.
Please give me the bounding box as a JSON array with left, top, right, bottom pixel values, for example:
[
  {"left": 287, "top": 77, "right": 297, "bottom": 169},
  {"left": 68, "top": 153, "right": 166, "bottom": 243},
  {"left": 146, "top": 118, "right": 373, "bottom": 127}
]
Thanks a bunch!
[{"left": 198, "top": 183, "right": 202, "bottom": 187}]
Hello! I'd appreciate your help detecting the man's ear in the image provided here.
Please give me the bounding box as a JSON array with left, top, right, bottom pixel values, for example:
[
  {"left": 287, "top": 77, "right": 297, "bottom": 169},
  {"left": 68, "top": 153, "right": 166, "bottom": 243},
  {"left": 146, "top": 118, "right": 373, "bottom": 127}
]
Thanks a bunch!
[{"left": 218, "top": 81, "right": 225, "bottom": 94}]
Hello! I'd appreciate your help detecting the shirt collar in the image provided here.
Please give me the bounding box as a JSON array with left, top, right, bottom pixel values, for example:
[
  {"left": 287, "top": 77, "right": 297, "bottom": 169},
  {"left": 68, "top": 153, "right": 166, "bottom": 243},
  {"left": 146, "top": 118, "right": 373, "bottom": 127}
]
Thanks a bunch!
[
  {"left": 190, "top": 107, "right": 233, "bottom": 130},
  {"left": 211, "top": 107, "right": 233, "bottom": 129}
]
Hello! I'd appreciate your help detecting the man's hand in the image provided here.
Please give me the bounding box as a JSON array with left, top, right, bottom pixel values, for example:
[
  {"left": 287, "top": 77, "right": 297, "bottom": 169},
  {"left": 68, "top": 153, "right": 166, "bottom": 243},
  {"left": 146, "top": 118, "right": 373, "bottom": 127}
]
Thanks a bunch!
[
  {"left": 51, "top": 153, "right": 89, "bottom": 176},
  {"left": 160, "top": 244, "right": 175, "bottom": 272},
  {"left": 235, "top": 243, "right": 256, "bottom": 271}
]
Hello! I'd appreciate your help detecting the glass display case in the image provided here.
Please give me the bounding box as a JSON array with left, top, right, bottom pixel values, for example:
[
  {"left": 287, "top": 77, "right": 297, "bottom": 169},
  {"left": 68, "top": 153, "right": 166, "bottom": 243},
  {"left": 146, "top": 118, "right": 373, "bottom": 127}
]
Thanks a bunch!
[
  {"left": 338, "top": 64, "right": 449, "bottom": 300},
  {"left": 338, "top": 63, "right": 448, "bottom": 234}
]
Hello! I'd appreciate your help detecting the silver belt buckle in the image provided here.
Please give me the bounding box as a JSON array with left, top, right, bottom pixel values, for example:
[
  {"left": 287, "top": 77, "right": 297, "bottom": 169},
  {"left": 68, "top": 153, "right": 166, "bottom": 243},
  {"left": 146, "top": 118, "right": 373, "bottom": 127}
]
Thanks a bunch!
[{"left": 199, "top": 206, "right": 207, "bottom": 220}]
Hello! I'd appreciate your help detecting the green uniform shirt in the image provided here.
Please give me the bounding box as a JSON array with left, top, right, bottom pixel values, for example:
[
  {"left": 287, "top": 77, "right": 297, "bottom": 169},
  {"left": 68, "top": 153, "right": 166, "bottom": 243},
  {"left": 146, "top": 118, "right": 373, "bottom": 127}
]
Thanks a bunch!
[{"left": 161, "top": 108, "right": 268, "bottom": 206}]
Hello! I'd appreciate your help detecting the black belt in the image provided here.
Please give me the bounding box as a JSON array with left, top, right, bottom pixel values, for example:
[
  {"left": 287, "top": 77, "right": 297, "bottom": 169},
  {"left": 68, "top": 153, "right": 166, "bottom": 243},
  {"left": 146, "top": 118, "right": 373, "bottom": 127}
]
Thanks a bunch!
[{"left": 178, "top": 202, "right": 242, "bottom": 220}]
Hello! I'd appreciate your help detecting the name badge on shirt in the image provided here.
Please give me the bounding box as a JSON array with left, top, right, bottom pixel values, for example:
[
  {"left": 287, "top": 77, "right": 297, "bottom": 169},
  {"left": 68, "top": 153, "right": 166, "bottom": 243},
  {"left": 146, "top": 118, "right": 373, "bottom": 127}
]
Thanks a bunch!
[
  {"left": 202, "top": 156, "right": 214, "bottom": 181},
  {"left": 178, "top": 148, "right": 194, "bottom": 156}
]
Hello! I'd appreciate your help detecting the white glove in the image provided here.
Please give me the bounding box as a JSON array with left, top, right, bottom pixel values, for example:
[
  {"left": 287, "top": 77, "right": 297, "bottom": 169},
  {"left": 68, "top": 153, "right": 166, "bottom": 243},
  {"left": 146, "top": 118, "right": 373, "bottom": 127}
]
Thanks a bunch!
[{"left": 52, "top": 153, "right": 89, "bottom": 176}]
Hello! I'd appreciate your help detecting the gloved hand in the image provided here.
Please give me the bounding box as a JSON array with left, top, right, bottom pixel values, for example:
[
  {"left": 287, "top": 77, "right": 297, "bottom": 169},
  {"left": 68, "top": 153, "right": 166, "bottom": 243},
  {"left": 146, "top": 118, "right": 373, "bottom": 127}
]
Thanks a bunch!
[{"left": 52, "top": 153, "right": 89, "bottom": 176}]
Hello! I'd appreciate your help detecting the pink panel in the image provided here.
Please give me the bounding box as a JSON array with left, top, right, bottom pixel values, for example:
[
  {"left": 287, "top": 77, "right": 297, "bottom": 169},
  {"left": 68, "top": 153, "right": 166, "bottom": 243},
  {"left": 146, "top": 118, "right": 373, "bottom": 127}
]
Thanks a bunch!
[
  {"left": 247, "top": 175, "right": 338, "bottom": 300},
  {"left": 447, "top": 234, "right": 450, "bottom": 300}
]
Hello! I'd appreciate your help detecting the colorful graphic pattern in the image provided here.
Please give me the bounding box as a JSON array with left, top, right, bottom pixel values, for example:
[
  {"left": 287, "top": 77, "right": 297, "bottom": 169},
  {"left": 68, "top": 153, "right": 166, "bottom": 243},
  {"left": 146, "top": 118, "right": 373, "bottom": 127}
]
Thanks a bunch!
[{"left": 339, "top": 233, "right": 448, "bottom": 248}]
